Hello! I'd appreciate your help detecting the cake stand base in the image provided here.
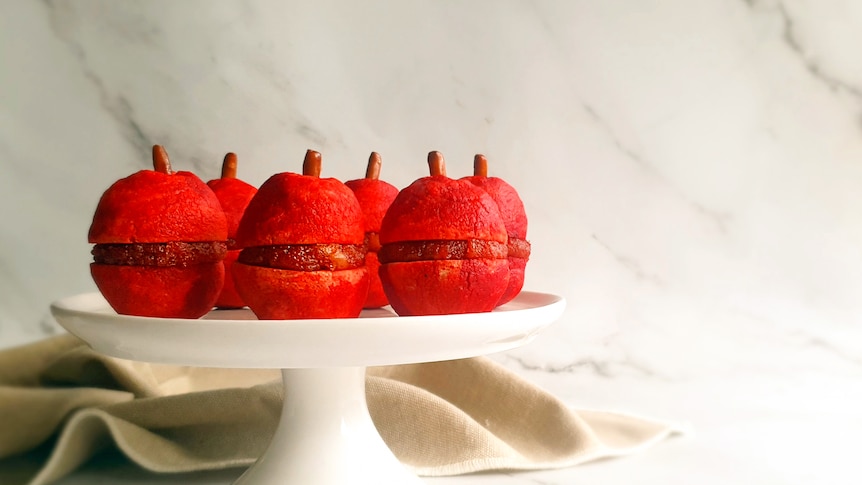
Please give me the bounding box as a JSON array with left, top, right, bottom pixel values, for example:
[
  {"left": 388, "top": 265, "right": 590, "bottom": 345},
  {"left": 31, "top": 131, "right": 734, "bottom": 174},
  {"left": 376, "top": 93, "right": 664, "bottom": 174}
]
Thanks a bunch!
[{"left": 234, "top": 367, "right": 422, "bottom": 485}]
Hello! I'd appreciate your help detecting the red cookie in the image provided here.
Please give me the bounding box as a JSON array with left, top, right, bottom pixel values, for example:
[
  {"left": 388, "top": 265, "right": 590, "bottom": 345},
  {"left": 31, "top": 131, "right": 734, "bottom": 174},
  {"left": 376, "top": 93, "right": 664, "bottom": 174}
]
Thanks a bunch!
[
  {"left": 232, "top": 150, "right": 369, "bottom": 319},
  {"left": 461, "top": 154, "right": 530, "bottom": 305},
  {"left": 89, "top": 145, "right": 228, "bottom": 318},
  {"left": 206, "top": 153, "right": 258, "bottom": 308},
  {"left": 378, "top": 151, "right": 509, "bottom": 316},
  {"left": 345, "top": 152, "right": 399, "bottom": 309}
]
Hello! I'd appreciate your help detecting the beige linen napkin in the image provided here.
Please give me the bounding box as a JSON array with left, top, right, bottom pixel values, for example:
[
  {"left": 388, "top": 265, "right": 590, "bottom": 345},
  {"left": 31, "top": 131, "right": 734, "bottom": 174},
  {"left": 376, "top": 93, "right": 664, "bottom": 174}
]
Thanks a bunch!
[{"left": 0, "top": 335, "right": 682, "bottom": 484}]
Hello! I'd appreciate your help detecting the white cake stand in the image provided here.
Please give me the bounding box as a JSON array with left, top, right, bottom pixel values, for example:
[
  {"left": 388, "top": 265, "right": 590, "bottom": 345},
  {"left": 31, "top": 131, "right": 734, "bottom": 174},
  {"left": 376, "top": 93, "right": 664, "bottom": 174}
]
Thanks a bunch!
[{"left": 51, "top": 291, "right": 565, "bottom": 485}]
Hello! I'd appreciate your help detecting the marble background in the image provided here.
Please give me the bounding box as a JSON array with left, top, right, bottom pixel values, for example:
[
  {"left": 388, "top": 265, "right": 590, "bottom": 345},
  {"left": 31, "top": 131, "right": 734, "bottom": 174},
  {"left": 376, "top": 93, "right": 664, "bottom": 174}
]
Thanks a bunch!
[{"left": 2, "top": 0, "right": 862, "bottom": 483}]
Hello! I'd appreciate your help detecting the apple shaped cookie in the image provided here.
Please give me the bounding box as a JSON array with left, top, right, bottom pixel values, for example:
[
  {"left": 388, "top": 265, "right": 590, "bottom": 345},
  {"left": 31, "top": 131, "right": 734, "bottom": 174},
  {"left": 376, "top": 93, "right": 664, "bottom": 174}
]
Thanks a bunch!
[
  {"left": 378, "top": 151, "right": 509, "bottom": 316},
  {"left": 344, "top": 152, "right": 399, "bottom": 308},
  {"left": 206, "top": 153, "right": 258, "bottom": 308},
  {"left": 232, "top": 150, "right": 369, "bottom": 319},
  {"left": 88, "top": 145, "right": 228, "bottom": 318},
  {"left": 461, "top": 154, "right": 530, "bottom": 305}
]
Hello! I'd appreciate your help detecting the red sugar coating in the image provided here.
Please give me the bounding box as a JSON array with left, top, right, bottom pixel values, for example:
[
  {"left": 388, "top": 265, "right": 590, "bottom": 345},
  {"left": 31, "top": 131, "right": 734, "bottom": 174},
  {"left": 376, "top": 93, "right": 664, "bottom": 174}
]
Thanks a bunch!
[
  {"left": 462, "top": 159, "right": 530, "bottom": 307},
  {"left": 207, "top": 177, "right": 258, "bottom": 240},
  {"left": 206, "top": 155, "right": 258, "bottom": 308},
  {"left": 214, "top": 249, "right": 244, "bottom": 308},
  {"left": 461, "top": 175, "right": 528, "bottom": 239},
  {"left": 88, "top": 170, "right": 228, "bottom": 244},
  {"left": 379, "top": 176, "right": 507, "bottom": 245},
  {"left": 344, "top": 178, "right": 399, "bottom": 233},
  {"left": 362, "top": 251, "right": 387, "bottom": 309},
  {"left": 345, "top": 172, "right": 399, "bottom": 309},
  {"left": 497, "top": 256, "right": 527, "bottom": 306},
  {"left": 379, "top": 258, "right": 509, "bottom": 316},
  {"left": 91, "top": 262, "right": 224, "bottom": 318},
  {"left": 235, "top": 172, "right": 365, "bottom": 248},
  {"left": 232, "top": 263, "right": 369, "bottom": 319}
]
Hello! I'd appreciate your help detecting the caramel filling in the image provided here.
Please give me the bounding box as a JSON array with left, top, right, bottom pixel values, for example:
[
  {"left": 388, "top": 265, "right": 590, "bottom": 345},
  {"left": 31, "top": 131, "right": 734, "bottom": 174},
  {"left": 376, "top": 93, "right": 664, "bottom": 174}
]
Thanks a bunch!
[
  {"left": 238, "top": 244, "right": 366, "bottom": 271},
  {"left": 365, "top": 232, "right": 381, "bottom": 252},
  {"left": 378, "top": 239, "right": 508, "bottom": 264},
  {"left": 508, "top": 237, "right": 531, "bottom": 260},
  {"left": 92, "top": 241, "right": 227, "bottom": 267}
]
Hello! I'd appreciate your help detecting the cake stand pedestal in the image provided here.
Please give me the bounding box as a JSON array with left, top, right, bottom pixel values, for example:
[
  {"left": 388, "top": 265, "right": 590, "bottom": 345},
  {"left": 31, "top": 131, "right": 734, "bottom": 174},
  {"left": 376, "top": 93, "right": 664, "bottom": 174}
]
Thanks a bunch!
[{"left": 51, "top": 291, "right": 565, "bottom": 485}]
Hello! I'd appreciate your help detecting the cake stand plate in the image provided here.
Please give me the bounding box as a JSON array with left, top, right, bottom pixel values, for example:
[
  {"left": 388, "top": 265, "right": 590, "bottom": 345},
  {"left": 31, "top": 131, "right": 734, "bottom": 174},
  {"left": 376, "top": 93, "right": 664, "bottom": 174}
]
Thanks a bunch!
[{"left": 51, "top": 291, "right": 566, "bottom": 485}]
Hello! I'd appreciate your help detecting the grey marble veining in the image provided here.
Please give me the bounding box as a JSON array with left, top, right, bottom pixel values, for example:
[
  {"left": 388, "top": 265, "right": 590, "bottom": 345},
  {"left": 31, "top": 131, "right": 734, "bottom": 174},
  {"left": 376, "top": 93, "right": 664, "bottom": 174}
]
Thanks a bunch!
[{"left": 3, "top": 1, "right": 862, "bottom": 484}]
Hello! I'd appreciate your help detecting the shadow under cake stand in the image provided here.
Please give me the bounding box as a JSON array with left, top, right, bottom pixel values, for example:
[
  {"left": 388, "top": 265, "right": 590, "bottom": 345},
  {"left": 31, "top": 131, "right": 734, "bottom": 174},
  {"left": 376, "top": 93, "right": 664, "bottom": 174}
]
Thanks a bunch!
[{"left": 51, "top": 291, "right": 566, "bottom": 485}]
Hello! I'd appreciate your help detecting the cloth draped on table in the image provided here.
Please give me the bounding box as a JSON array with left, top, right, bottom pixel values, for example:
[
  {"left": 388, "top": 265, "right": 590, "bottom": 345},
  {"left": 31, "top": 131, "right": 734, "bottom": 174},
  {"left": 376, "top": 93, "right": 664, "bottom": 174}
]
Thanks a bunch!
[{"left": 0, "top": 335, "right": 682, "bottom": 485}]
